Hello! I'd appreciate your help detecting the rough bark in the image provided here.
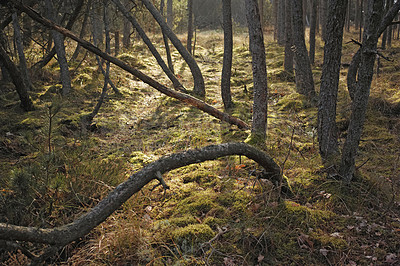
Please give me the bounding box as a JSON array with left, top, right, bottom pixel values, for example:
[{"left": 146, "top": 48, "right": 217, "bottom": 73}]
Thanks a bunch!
[
  {"left": 141, "top": 0, "right": 205, "bottom": 97},
  {"left": 277, "top": 0, "right": 285, "bottom": 45},
  {"left": 12, "top": 11, "right": 32, "bottom": 90},
  {"left": 0, "top": 34, "right": 34, "bottom": 111},
  {"left": 317, "top": 0, "right": 348, "bottom": 163},
  {"left": 71, "top": 0, "right": 91, "bottom": 62},
  {"left": 309, "top": 0, "right": 318, "bottom": 65},
  {"left": 284, "top": 0, "right": 293, "bottom": 73},
  {"left": 292, "top": 0, "right": 316, "bottom": 99},
  {"left": 187, "top": 0, "right": 193, "bottom": 54},
  {"left": 320, "top": 0, "right": 327, "bottom": 41},
  {"left": 0, "top": 142, "right": 281, "bottom": 245},
  {"left": 11, "top": 1, "right": 249, "bottom": 129},
  {"left": 259, "top": 0, "right": 264, "bottom": 30},
  {"left": 221, "top": 0, "right": 234, "bottom": 110},
  {"left": 114, "top": 30, "right": 119, "bottom": 56},
  {"left": 111, "top": 0, "right": 185, "bottom": 92},
  {"left": 340, "top": 0, "right": 384, "bottom": 182},
  {"left": 122, "top": 16, "right": 131, "bottom": 48},
  {"left": 245, "top": 0, "right": 268, "bottom": 141}
]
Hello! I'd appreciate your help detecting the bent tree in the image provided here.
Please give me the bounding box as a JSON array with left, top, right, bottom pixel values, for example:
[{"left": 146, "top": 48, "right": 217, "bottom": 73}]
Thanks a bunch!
[{"left": 0, "top": 143, "right": 284, "bottom": 253}]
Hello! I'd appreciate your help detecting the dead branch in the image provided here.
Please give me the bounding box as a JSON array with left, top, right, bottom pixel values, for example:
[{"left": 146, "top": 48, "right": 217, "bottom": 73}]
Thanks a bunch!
[
  {"left": 0, "top": 143, "right": 281, "bottom": 247},
  {"left": 9, "top": 0, "right": 249, "bottom": 129}
]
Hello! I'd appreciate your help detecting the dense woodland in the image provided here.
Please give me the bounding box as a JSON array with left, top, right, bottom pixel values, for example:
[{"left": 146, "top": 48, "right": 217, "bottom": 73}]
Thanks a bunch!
[{"left": 0, "top": 0, "right": 400, "bottom": 264}]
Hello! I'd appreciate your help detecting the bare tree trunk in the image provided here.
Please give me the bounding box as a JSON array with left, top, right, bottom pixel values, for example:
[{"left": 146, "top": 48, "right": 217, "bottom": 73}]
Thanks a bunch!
[
  {"left": 12, "top": 1, "right": 250, "bottom": 129},
  {"left": 141, "top": 0, "right": 205, "bottom": 97},
  {"left": 22, "top": 13, "right": 31, "bottom": 47},
  {"left": 187, "top": 0, "right": 193, "bottom": 54},
  {"left": 320, "top": 0, "right": 327, "bottom": 41},
  {"left": 273, "top": 0, "right": 278, "bottom": 40},
  {"left": 167, "top": 0, "right": 173, "bottom": 28},
  {"left": 122, "top": 17, "right": 131, "bottom": 48},
  {"left": 0, "top": 142, "right": 282, "bottom": 248},
  {"left": 309, "top": 0, "right": 318, "bottom": 65},
  {"left": 71, "top": 0, "right": 91, "bottom": 62},
  {"left": 111, "top": 0, "right": 185, "bottom": 91},
  {"left": 277, "top": 0, "right": 286, "bottom": 45},
  {"left": 221, "top": 0, "right": 233, "bottom": 110},
  {"left": 359, "top": 0, "right": 364, "bottom": 41},
  {"left": 355, "top": 0, "right": 360, "bottom": 29},
  {"left": 346, "top": 0, "right": 351, "bottom": 32},
  {"left": 245, "top": 0, "right": 268, "bottom": 141},
  {"left": 318, "top": 0, "right": 348, "bottom": 164},
  {"left": 0, "top": 33, "right": 34, "bottom": 111},
  {"left": 340, "top": 0, "right": 384, "bottom": 182},
  {"left": 160, "top": 0, "right": 174, "bottom": 74},
  {"left": 292, "top": 0, "right": 315, "bottom": 99},
  {"left": 45, "top": 0, "right": 72, "bottom": 96},
  {"left": 12, "top": 11, "right": 32, "bottom": 91},
  {"left": 114, "top": 30, "right": 119, "bottom": 56},
  {"left": 259, "top": 0, "right": 264, "bottom": 30},
  {"left": 284, "top": 0, "right": 293, "bottom": 73}
]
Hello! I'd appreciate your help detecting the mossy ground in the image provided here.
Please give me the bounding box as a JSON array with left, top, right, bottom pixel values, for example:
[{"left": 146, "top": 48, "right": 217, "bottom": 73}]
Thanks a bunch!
[{"left": 1, "top": 28, "right": 400, "bottom": 265}]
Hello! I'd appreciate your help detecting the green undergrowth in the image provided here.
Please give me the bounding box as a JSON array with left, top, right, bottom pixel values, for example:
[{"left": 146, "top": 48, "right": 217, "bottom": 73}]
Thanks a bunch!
[{"left": 1, "top": 30, "right": 399, "bottom": 265}]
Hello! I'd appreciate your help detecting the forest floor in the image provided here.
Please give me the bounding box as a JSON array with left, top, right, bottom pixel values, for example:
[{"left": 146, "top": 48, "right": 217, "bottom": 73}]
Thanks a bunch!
[{"left": 0, "top": 29, "right": 400, "bottom": 265}]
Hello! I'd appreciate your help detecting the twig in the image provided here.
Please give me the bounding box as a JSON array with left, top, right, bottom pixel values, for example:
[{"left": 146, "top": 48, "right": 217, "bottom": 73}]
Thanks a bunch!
[
  {"left": 348, "top": 39, "right": 393, "bottom": 62},
  {"left": 355, "top": 158, "right": 370, "bottom": 170}
]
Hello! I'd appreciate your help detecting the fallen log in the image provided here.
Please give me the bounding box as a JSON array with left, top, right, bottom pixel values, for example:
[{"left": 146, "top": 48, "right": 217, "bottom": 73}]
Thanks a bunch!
[
  {"left": 0, "top": 142, "right": 282, "bottom": 246},
  {"left": 8, "top": 0, "right": 249, "bottom": 129}
]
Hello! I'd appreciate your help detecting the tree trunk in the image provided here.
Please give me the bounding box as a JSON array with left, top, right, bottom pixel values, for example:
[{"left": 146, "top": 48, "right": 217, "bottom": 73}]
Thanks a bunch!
[
  {"left": 317, "top": 0, "right": 348, "bottom": 164},
  {"left": 114, "top": 30, "right": 119, "bottom": 56},
  {"left": 340, "top": 0, "right": 384, "bottom": 182},
  {"left": 0, "top": 142, "right": 282, "bottom": 247},
  {"left": 320, "top": 0, "right": 327, "bottom": 41},
  {"left": 273, "top": 0, "right": 278, "bottom": 40},
  {"left": 284, "top": 0, "right": 294, "bottom": 73},
  {"left": 71, "top": 0, "right": 91, "bottom": 62},
  {"left": 245, "top": 0, "right": 268, "bottom": 141},
  {"left": 122, "top": 16, "right": 131, "bottom": 48},
  {"left": 0, "top": 34, "right": 34, "bottom": 111},
  {"left": 111, "top": 0, "right": 185, "bottom": 91},
  {"left": 309, "top": 0, "right": 318, "bottom": 65},
  {"left": 355, "top": 0, "right": 360, "bottom": 30},
  {"left": 12, "top": 1, "right": 250, "bottom": 129},
  {"left": 359, "top": 0, "right": 364, "bottom": 41},
  {"left": 346, "top": 0, "right": 351, "bottom": 32},
  {"left": 187, "top": 0, "right": 193, "bottom": 54},
  {"left": 292, "top": 0, "right": 316, "bottom": 99},
  {"left": 259, "top": 0, "right": 264, "bottom": 31},
  {"left": 141, "top": 0, "right": 205, "bottom": 97},
  {"left": 12, "top": 11, "right": 32, "bottom": 91},
  {"left": 221, "top": 0, "right": 234, "bottom": 110},
  {"left": 277, "top": 0, "right": 286, "bottom": 45},
  {"left": 160, "top": 0, "right": 174, "bottom": 74},
  {"left": 167, "top": 0, "right": 173, "bottom": 28},
  {"left": 22, "top": 13, "right": 31, "bottom": 47}
]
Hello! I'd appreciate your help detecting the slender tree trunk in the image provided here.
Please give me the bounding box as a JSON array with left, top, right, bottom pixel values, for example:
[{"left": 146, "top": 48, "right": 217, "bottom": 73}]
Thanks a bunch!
[
  {"left": 273, "top": 0, "right": 278, "bottom": 40},
  {"left": 71, "top": 0, "right": 91, "bottom": 62},
  {"left": 45, "top": 0, "right": 72, "bottom": 96},
  {"left": 355, "top": 0, "right": 360, "bottom": 29},
  {"left": 141, "top": 0, "right": 205, "bottom": 97},
  {"left": 359, "top": 0, "right": 364, "bottom": 41},
  {"left": 277, "top": 0, "right": 286, "bottom": 45},
  {"left": 114, "top": 30, "right": 120, "bottom": 56},
  {"left": 259, "top": 0, "right": 264, "bottom": 31},
  {"left": 85, "top": 0, "right": 112, "bottom": 125},
  {"left": 292, "top": 0, "right": 315, "bottom": 99},
  {"left": 317, "top": 0, "right": 348, "bottom": 164},
  {"left": 22, "top": 14, "right": 31, "bottom": 47},
  {"left": 160, "top": 0, "right": 174, "bottom": 74},
  {"left": 0, "top": 34, "right": 34, "bottom": 111},
  {"left": 221, "top": 0, "right": 233, "bottom": 110},
  {"left": 245, "top": 0, "right": 268, "bottom": 141},
  {"left": 284, "top": 0, "right": 293, "bottom": 73},
  {"left": 187, "top": 0, "right": 193, "bottom": 54},
  {"left": 309, "top": 0, "right": 318, "bottom": 65},
  {"left": 122, "top": 17, "right": 131, "bottom": 48},
  {"left": 303, "top": 0, "right": 307, "bottom": 28},
  {"left": 346, "top": 0, "right": 351, "bottom": 32},
  {"left": 386, "top": 0, "right": 394, "bottom": 48},
  {"left": 340, "top": 0, "right": 384, "bottom": 182},
  {"left": 320, "top": 0, "right": 327, "bottom": 41},
  {"left": 12, "top": 11, "right": 32, "bottom": 91},
  {"left": 167, "top": 0, "right": 173, "bottom": 28},
  {"left": 111, "top": 0, "right": 185, "bottom": 91}
]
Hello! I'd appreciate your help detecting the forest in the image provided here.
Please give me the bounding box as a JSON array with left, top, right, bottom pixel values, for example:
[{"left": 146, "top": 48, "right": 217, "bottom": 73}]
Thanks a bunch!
[{"left": 0, "top": 0, "right": 399, "bottom": 265}]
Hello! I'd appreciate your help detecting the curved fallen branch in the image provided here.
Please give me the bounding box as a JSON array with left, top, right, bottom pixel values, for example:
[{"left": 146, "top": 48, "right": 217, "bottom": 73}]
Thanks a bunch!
[
  {"left": 0, "top": 143, "right": 282, "bottom": 246},
  {"left": 8, "top": 0, "right": 249, "bottom": 129}
]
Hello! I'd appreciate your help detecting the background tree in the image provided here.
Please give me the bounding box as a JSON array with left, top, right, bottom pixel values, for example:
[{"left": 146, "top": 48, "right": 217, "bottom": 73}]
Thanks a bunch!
[
  {"left": 160, "top": 0, "right": 174, "bottom": 74},
  {"left": 187, "top": 0, "right": 193, "bottom": 54},
  {"left": 309, "top": 0, "right": 318, "bottom": 65},
  {"left": 291, "top": 0, "right": 315, "bottom": 99},
  {"left": 284, "top": 0, "right": 293, "bottom": 73},
  {"left": 245, "top": 0, "right": 268, "bottom": 142}
]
